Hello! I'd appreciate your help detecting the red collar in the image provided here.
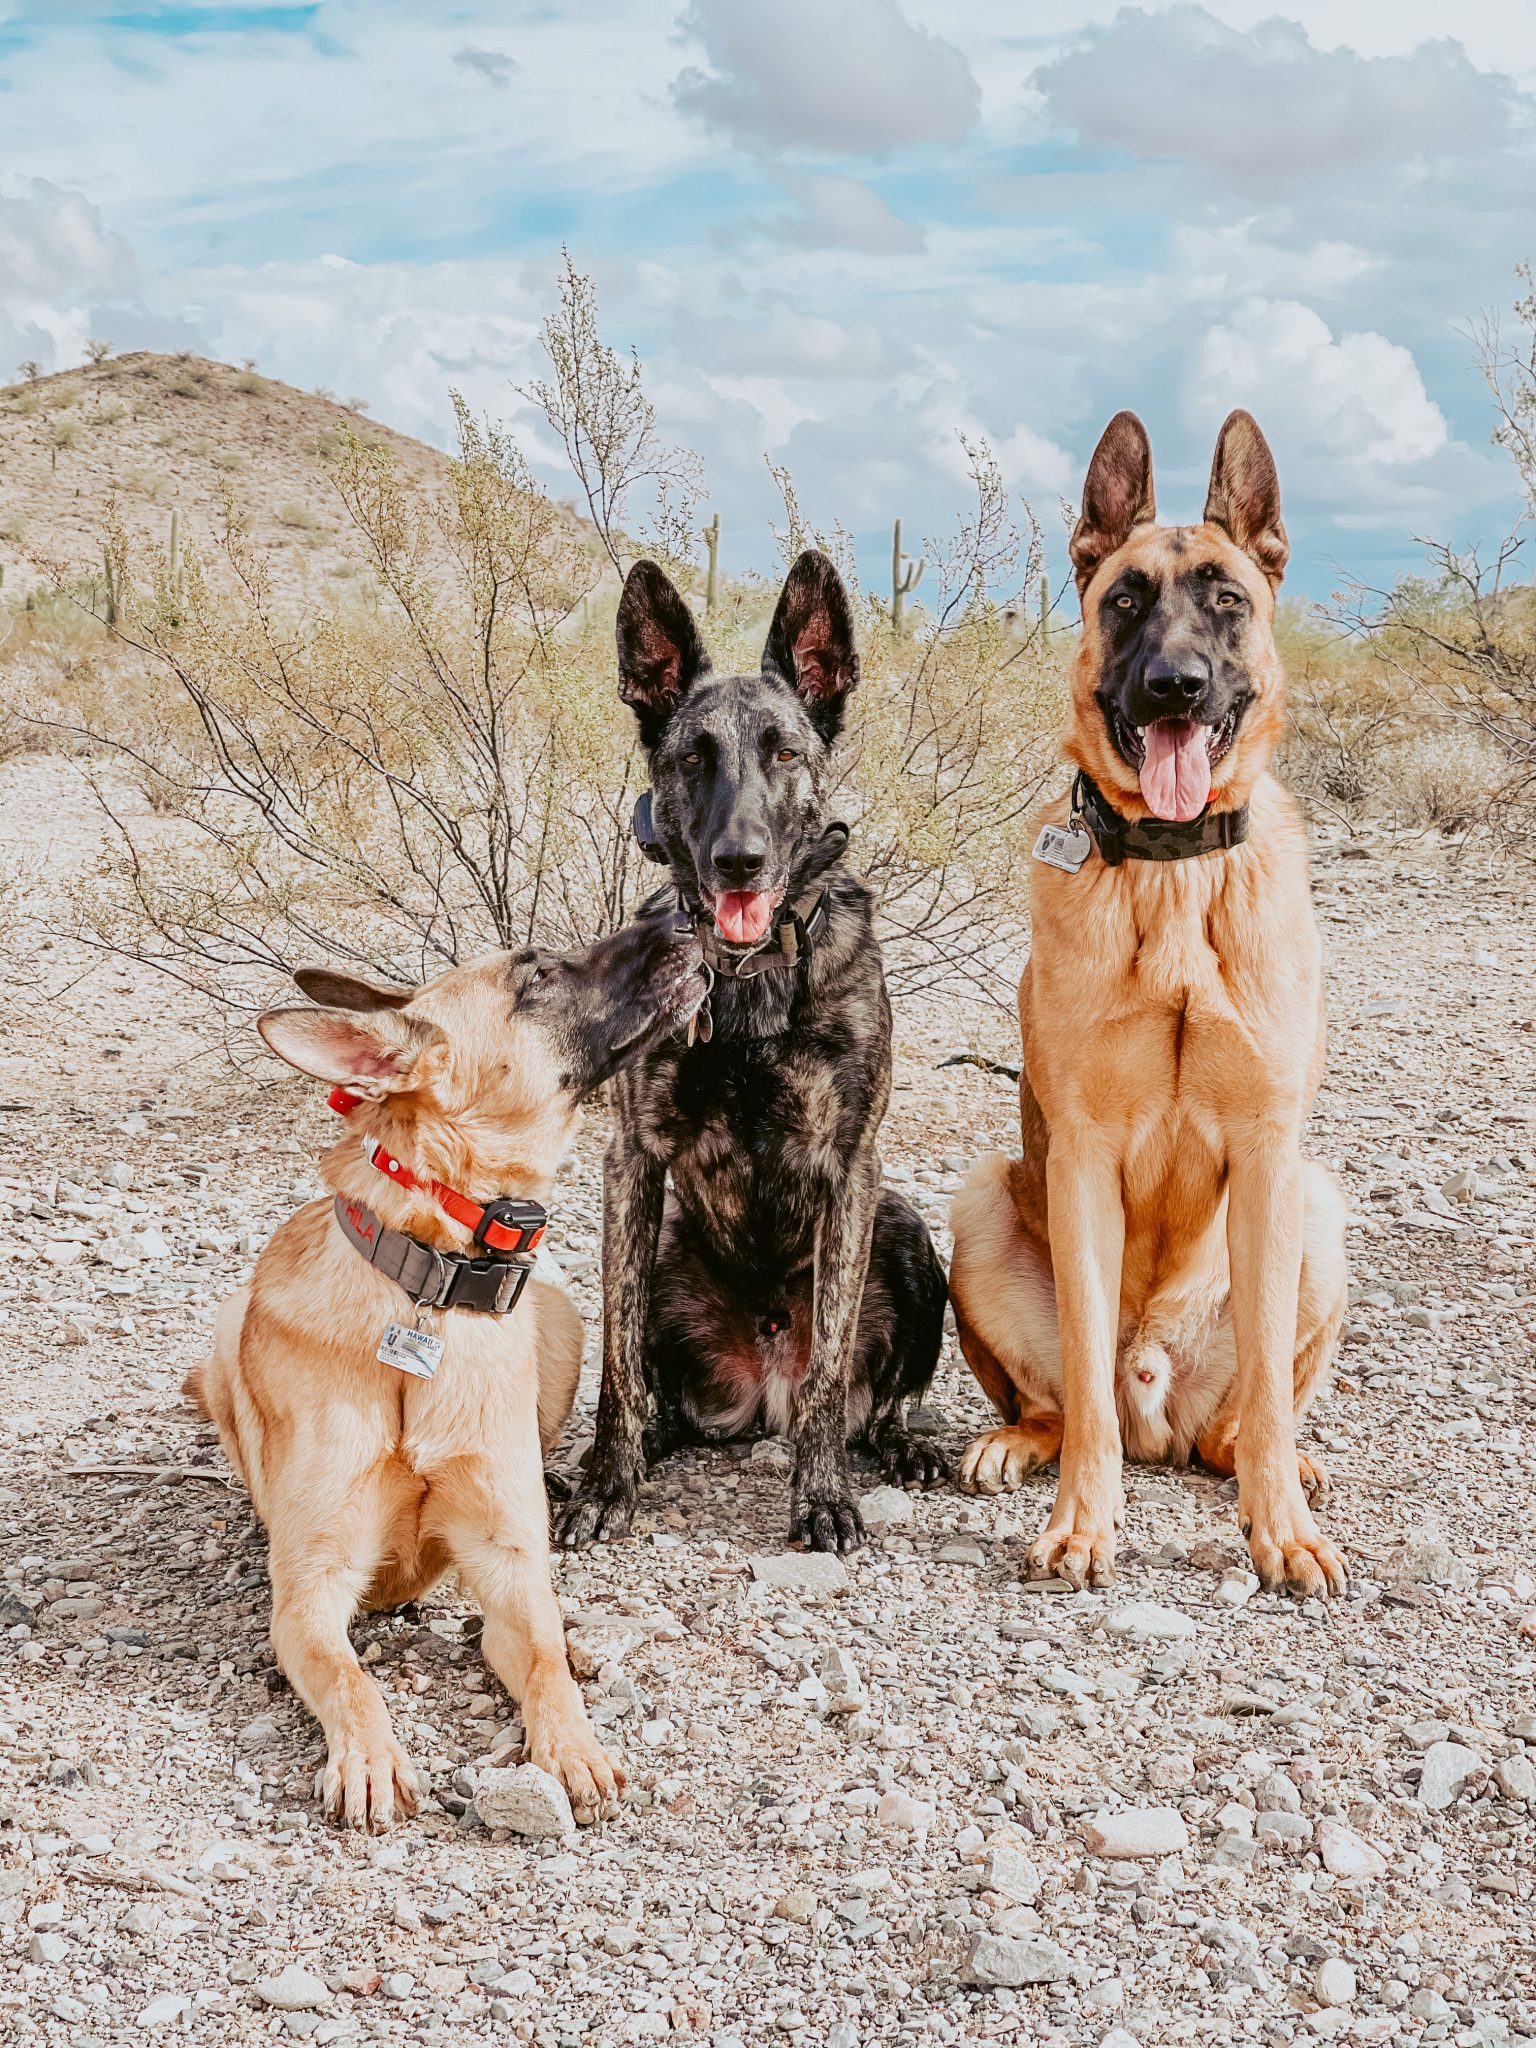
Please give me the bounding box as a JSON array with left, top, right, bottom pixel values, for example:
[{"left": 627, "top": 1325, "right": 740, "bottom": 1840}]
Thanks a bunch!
[{"left": 327, "top": 1086, "right": 546, "bottom": 1258}]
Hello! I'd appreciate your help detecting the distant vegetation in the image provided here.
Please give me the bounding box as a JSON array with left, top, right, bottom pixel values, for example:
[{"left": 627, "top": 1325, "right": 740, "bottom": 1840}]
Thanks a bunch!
[{"left": 0, "top": 262, "right": 1532, "bottom": 1016}]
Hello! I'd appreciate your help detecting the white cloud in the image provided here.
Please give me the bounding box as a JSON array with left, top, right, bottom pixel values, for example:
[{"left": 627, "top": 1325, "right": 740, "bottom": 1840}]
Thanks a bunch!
[
  {"left": 1186, "top": 297, "right": 1448, "bottom": 469},
  {"left": 673, "top": 0, "right": 980, "bottom": 156},
  {"left": 763, "top": 175, "right": 924, "bottom": 254},
  {"left": 1035, "top": 4, "right": 1525, "bottom": 185}
]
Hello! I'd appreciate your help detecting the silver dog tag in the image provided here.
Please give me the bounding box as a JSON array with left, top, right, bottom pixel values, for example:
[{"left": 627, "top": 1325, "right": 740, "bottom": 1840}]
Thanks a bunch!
[
  {"left": 377, "top": 1322, "right": 444, "bottom": 1379},
  {"left": 1031, "top": 822, "right": 1091, "bottom": 874}
]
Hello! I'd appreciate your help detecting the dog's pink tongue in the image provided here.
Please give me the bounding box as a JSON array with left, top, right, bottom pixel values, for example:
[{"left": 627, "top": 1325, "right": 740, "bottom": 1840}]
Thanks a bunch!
[
  {"left": 1139, "top": 719, "right": 1211, "bottom": 823},
  {"left": 715, "top": 891, "right": 774, "bottom": 944}
]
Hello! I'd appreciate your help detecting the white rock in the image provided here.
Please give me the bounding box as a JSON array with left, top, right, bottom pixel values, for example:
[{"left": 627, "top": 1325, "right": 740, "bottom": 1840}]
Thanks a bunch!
[
  {"left": 1315, "top": 1819, "right": 1386, "bottom": 1881},
  {"left": 566, "top": 1623, "right": 644, "bottom": 1678},
  {"left": 979, "top": 1844, "right": 1040, "bottom": 1902},
  {"left": 137, "top": 1994, "right": 191, "bottom": 2028},
  {"left": 858, "top": 1486, "right": 914, "bottom": 1530},
  {"left": 1314, "top": 1958, "right": 1357, "bottom": 2007},
  {"left": 135, "top": 1227, "right": 171, "bottom": 1260},
  {"left": 30, "top": 1930, "right": 67, "bottom": 1964},
  {"left": 1417, "top": 1740, "right": 1485, "bottom": 1810},
  {"left": 876, "top": 1790, "right": 934, "bottom": 1834},
  {"left": 961, "top": 1932, "right": 1072, "bottom": 1986},
  {"left": 818, "top": 1646, "right": 867, "bottom": 1714},
  {"left": 1099, "top": 2032, "right": 1144, "bottom": 2048},
  {"left": 1495, "top": 1754, "right": 1536, "bottom": 1802},
  {"left": 473, "top": 1762, "right": 576, "bottom": 1838},
  {"left": 255, "top": 1964, "right": 331, "bottom": 2011},
  {"left": 1081, "top": 1807, "right": 1189, "bottom": 1859},
  {"left": 1103, "top": 1601, "right": 1196, "bottom": 1642},
  {"left": 1215, "top": 1570, "right": 1260, "bottom": 1608},
  {"left": 749, "top": 1552, "right": 849, "bottom": 1596},
  {"left": 602, "top": 1925, "right": 642, "bottom": 1955}
]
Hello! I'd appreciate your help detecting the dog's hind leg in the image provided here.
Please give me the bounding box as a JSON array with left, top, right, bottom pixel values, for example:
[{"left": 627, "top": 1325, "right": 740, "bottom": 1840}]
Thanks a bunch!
[
  {"left": 268, "top": 1455, "right": 420, "bottom": 1833},
  {"left": 849, "top": 1192, "right": 948, "bottom": 1488},
  {"left": 529, "top": 1281, "right": 584, "bottom": 1454},
  {"left": 950, "top": 1158, "right": 1066, "bottom": 1495}
]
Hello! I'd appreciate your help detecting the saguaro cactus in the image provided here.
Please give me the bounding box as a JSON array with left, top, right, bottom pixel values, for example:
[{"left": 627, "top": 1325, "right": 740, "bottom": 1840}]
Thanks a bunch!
[
  {"left": 891, "top": 518, "right": 924, "bottom": 636},
  {"left": 167, "top": 507, "right": 186, "bottom": 621},
  {"left": 701, "top": 512, "right": 721, "bottom": 611},
  {"left": 102, "top": 545, "right": 118, "bottom": 627},
  {"left": 1039, "top": 573, "right": 1050, "bottom": 636}
]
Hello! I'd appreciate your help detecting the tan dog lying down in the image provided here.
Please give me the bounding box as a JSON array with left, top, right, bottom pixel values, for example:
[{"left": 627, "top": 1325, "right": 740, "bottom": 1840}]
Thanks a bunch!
[{"left": 187, "top": 928, "right": 705, "bottom": 1830}]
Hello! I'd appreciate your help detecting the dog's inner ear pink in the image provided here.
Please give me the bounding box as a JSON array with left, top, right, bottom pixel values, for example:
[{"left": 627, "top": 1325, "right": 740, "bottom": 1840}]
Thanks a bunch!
[
  {"left": 1204, "top": 410, "right": 1289, "bottom": 587},
  {"left": 258, "top": 1007, "right": 428, "bottom": 1091},
  {"left": 1069, "top": 410, "right": 1156, "bottom": 596}
]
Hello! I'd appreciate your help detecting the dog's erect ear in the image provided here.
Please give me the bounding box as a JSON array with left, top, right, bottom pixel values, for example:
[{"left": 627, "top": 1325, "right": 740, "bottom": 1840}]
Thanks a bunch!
[
  {"left": 1069, "top": 411, "right": 1156, "bottom": 600},
  {"left": 762, "top": 550, "right": 859, "bottom": 741},
  {"left": 1204, "top": 410, "right": 1288, "bottom": 587},
  {"left": 616, "top": 559, "right": 711, "bottom": 747},
  {"left": 291, "top": 966, "right": 417, "bottom": 1012},
  {"left": 257, "top": 1007, "right": 445, "bottom": 1100}
]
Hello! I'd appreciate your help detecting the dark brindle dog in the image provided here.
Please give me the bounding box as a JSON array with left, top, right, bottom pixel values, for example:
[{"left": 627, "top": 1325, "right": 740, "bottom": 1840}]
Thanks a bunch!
[{"left": 555, "top": 551, "right": 947, "bottom": 1554}]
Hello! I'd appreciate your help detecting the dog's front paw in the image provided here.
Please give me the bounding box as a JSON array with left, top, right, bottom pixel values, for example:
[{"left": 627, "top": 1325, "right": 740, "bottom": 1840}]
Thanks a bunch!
[
  {"left": 1027, "top": 1508, "right": 1116, "bottom": 1590},
  {"left": 862, "top": 1425, "right": 945, "bottom": 1490},
  {"left": 318, "top": 1727, "right": 420, "bottom": 1833},
  {"left": 1241, "top": 1489, "right": 1347, "bottom": 1598},
  {"left": 788, "top": 1487, "right": 865, "bottom": 1555},
  {"left": 527, "top": 1718, "right": 626, "bottom": 1827},
  {"left": 554, "top": 1479, "right": 637, "bottom": 1549}
]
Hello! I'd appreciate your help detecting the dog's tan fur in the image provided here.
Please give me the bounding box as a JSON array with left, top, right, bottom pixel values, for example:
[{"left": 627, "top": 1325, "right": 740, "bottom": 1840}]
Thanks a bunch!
[
  {"left": 949, "top": 410, "right": 1348, "bottom": 1598},
  {"left": 186, "top": 956, "right": 622, "bottom": 1830}
]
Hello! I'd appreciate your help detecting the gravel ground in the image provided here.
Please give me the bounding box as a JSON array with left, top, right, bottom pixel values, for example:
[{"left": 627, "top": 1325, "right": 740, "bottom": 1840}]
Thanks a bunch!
[{"left": 2, "top": 753, "right": 1534, "bottom": 2048}]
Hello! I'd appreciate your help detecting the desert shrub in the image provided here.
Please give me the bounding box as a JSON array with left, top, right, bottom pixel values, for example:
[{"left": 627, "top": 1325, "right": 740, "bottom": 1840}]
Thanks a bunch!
[
  {"left": 1340, "top": 268, "right": 1536, "bottom": 857},
  {"left": 275, "top": 501, "right": 322, "bottom": 531},
  {"left": 124, "top": 468, "right": 169, "bottom": 499},
  {"left": 235, "top": 372, "right": 267, "bottom": 396},
  {"left": 1390, "top": 727, "right": 1509, "bottom": 834}
]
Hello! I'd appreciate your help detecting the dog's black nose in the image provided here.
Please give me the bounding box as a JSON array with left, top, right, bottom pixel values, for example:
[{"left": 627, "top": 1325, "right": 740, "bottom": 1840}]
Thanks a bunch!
[
  {"left": 713, "top": 840, "right": 768, "bottom": 884},
  {"left": 1143, "top": 660, "right": 1210, "bottom": 708}
]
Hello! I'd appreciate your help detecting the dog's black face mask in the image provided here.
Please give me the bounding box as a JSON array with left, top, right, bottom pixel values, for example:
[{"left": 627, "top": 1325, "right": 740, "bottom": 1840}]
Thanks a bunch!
[
  {"left": 512, "top": 921, "right": 707, "bottom": 1099},
  {"left": 616, "top": 551, "right": 859, "bottom": 948},
  {"left": 1093, "top": 557, "right": 1256, "bottom": 822}
]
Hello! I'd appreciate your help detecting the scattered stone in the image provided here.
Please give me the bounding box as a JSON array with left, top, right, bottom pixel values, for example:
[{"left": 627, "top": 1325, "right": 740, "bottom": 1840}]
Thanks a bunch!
[
  {"left": 565, "top": 1623, "right": 645, "bottom": 1678},
  {"left": 30, "top": 1930, "right": 67, "bottom": 1964},
  {"left": 473, "top": 1762, "right": 576, "bottom": 1838},
  {"left": 255, "top": 1965, "right": 331, "bottom": 2012},
  {"left": 937, "top": 1534, "right": 986, "bottom": 1567},
  {"left": 137, "top": 1994, "right": 191, "bottom": 2027},
  {"left": 979, "top": 1844, "right": 1040, "bottom": 1902},
  {"left": 857, "top": 1486, "right": 914, "bottom": 1531},
  {"left": 1081, "top": 1808, "right": 1189, "bottom": 1859},
  {"left": 1314, "top": 1959, "right": 1357, "bottom": 2007},
  {"left": 1417, "top": 1739, "right": 1486, "bottom": 1810},
  {"left": 1494, "top": 1754, "right": 1536, "bottom": 1802},
  {"left": 1315, "top": 1820, "right": 1386, "bottom": 1881},
  {"left": 961, "top": 1932, "right": 1072, "bottom": 1987},
  {"left": 876, "top": 1791, "right": 934, "bottom": 1834},
  {"left": 1103, "top": 1601, "right": 1195, "bottom": 1642},
  {"left": 749, "top": 1552, "right": 849, "bottom": 1596}
]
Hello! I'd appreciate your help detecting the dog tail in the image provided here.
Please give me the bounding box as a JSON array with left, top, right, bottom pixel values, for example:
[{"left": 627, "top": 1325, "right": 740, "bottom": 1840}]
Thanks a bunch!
[{"left": 181, "top": 1362, "right": 210, "bottom": 1415}]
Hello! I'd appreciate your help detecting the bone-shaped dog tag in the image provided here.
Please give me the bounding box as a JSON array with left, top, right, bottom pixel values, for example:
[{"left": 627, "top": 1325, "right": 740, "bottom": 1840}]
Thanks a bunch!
[{"left": 1031, "top": 822, "right": 1091, "bottom": 874}]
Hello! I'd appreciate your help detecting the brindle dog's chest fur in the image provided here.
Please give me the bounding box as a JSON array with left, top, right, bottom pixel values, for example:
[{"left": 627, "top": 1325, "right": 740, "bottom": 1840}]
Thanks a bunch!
[{"left": 615, "top": 877, "right": 891, "bottom": 1277}]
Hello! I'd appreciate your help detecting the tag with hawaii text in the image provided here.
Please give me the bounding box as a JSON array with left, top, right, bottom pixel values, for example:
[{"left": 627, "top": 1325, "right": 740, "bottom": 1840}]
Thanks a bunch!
[
  {"left": 1031, "top": 822, "right": 1091, "bottom": 874},
  {"left": 377, "top": 1322, "right": 444, "bottom": 1379}
]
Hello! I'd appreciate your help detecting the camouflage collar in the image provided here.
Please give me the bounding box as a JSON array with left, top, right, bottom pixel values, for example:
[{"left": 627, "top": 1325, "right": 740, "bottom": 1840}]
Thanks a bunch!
[{"left": 1074, "top": 772, "right": 1249, "bottom": 868}]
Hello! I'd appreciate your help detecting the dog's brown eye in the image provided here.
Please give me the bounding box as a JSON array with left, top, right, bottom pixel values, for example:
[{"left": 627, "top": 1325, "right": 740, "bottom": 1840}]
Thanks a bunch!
[
  {"left": 1215, "top": 592, "right": 1238, "bottom": 607},
  {"left": 776, "top": 748, "right": 797, "bottom": 763},
  {"left": 683, "top": 751, "right": 701, "bottom": 766},
  {"left": 1114, "top": 594, "right": 1135, "bottom": 610}
]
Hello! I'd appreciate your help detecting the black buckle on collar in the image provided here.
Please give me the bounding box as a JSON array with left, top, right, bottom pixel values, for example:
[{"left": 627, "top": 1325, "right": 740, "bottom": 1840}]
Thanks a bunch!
[
  {"left": 333, "top": 1196, "right": 536, "bottom": 1318},
  {"left": 1073, "top": 772, "right": 1249, "bottom": 867}
]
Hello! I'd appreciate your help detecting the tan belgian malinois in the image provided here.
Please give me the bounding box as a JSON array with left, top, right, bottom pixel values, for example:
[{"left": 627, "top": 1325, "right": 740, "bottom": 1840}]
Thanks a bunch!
[
  {"left": 949, "top": 409, "right": 1348, "bottom": 1599},
  {"left": 187, "top": 924, "right": 705, "bottom": 1829}
]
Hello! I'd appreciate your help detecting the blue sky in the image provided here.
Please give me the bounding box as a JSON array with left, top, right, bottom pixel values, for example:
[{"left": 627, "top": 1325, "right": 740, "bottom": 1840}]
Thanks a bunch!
[{"left": 2, "top": 0, "right": 1534, "bottom": 603}]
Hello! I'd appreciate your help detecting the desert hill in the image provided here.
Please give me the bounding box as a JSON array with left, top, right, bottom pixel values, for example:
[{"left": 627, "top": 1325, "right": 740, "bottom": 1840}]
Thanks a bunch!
[{"left": 0, "top": 351, "right": 458, "bottom": 606}]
